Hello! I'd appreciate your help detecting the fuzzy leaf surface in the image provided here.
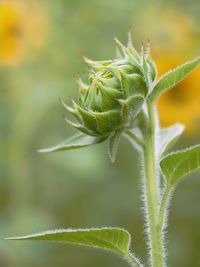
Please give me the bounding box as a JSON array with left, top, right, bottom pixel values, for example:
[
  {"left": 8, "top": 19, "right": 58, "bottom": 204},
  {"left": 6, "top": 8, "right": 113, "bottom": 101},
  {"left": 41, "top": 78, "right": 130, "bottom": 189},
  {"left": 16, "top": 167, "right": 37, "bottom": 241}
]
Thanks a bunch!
[
  {"left": 5, "top": 228, "right": 131, "bottom": 257},
  {"left": 159, "top": 123, "right": 185, "bottom": 155},
  {"left": 38, "top": 133, "right": 107, "bottom": 153},
  {"left": 160, "top": 145, "right": 200, "bottom": 186},
  {"left": 149, "top": 57, "right": 200, "bottom": 101}
]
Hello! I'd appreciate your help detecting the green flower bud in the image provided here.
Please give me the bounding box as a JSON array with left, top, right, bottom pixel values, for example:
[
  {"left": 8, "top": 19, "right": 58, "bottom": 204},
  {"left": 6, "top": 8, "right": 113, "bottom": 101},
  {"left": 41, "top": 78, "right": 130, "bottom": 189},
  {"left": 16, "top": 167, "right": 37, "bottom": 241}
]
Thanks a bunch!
[{"left": 63, "top": 35, "right": 156, "bottom": 138}]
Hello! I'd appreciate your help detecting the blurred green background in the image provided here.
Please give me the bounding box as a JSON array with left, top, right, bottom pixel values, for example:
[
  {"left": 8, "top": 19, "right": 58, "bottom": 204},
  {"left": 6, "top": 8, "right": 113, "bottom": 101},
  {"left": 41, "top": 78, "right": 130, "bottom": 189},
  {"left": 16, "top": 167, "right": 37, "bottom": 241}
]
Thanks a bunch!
[{"left": 0, "top": 0, "right": 200, "bottom": 266}]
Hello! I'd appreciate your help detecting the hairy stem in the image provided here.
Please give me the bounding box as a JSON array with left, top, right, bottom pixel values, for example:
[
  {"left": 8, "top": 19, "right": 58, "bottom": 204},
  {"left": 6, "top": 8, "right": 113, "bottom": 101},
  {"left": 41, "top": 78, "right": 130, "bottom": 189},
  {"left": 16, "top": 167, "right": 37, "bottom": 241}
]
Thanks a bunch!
[
  {"left": 142, "top": 102, "right": 164, "bottom": 267},
  {"left": 124, "top": 129, "right": 144, "bottom": 148},
  {"left": 127, "top": 252, "right": 144, "bottom": 267},
  {"left": 156, "top": 185, "right": 171, "bottom": 255}
]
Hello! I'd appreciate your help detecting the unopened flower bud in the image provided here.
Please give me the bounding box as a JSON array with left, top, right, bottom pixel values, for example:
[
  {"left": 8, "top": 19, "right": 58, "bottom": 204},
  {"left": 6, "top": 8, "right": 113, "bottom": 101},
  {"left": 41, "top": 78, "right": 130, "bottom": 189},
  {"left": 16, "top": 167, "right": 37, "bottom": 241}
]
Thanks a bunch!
[{"left": 63, "top": 35, "right": 156, "bottom": 138}]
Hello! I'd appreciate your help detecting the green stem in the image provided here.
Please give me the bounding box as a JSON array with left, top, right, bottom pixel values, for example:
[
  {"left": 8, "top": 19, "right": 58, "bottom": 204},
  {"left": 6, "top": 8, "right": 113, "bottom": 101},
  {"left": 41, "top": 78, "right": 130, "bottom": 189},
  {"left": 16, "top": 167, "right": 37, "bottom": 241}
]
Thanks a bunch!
[
  {"left": 127, "top": 252, "right": 144, "bottom": 267},
  {"left": 156, "top": 185, "right": 171, "bottom": 252},
  {"left": 124, "top": 129, "right": 144, "bottom": 148},
  {"left": 142, "top": 102, "right": 164, "bottom": 267}
]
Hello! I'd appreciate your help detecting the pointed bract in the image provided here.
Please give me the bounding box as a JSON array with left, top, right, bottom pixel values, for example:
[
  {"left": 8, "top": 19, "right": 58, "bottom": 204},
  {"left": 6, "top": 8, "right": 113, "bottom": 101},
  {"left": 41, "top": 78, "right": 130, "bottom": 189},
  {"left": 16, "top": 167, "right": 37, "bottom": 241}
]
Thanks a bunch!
[{"left": 108, "top": 130, "right": 123, "bottom": 162}]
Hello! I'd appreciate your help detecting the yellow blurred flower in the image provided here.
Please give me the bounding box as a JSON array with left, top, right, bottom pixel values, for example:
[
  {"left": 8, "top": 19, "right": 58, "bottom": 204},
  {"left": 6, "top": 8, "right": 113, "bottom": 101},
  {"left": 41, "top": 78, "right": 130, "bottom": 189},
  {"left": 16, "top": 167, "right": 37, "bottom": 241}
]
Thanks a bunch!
[
  {"left": 135, "top": 5, "right": 197, "bottom": 56},
  {"left": 0, "top": 1, "right": 47, "bottom": 66},
  {"left": 157, "top": 55, "right": 200, "bottom": 133},
  {"left": 136, "top": 5, "right": 200, "bottom": 133}
]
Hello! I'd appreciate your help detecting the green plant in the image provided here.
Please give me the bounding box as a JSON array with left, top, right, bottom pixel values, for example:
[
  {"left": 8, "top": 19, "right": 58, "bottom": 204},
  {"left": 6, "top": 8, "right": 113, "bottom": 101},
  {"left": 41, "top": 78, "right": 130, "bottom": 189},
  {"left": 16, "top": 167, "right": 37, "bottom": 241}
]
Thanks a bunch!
[{"left": 6, "top": 34, "right": 200, "bottom": 267}]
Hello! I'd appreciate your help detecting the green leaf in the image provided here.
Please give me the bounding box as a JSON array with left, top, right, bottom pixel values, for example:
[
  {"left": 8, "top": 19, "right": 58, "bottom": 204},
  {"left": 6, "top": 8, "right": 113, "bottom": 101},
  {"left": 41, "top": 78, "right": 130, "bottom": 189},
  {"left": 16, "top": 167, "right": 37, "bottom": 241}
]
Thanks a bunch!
[
  {"left": 149, "top": 56, "right": 200, "bottom": 101},
  {"left": 159, "top": 123, "right": 185, "bottom": 156},
  {"left": 108, "top": 130, "right": 122, "bottom": 162},
  {"left": 38, "top": 133, "right": 107, "bottom": 153},
  {"left": 160, "top": 144, "right": 200, "bottom": 186},
  {"left": 5, "top": 227, "right": 131, "bottom": 258}
]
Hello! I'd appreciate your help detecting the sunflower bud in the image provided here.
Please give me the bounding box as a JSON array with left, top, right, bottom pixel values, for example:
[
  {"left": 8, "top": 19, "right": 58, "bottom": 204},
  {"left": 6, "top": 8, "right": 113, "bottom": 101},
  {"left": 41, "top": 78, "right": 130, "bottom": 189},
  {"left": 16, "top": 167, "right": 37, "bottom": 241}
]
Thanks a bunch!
[
  {"left": 64, "top": 36, "right": 156, "bottom": 139},
  {"left": 40, "top": 35, "right": 157, "bottom": 162}
]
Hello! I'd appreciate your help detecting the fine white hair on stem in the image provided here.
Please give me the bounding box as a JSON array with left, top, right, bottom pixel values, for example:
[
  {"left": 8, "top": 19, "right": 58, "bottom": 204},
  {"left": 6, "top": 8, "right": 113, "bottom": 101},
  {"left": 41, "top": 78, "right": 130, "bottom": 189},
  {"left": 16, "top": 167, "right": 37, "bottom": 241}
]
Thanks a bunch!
[
  {"left": 154, "top": 104, "right": 162, "bottom": 201},
  {"left": 140, "top": 151, "right": 153, "bottom": 267},
  {"left": 159, "top": 185, "right": 176, "bottom": 266}
]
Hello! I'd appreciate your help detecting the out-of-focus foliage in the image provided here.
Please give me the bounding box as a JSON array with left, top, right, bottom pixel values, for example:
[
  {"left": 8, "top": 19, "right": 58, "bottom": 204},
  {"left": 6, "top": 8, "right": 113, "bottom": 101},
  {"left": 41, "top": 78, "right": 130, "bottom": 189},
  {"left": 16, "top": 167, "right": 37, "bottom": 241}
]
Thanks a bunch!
[{"left": 0, "top": 1, "right": 200, "bottom": 267}]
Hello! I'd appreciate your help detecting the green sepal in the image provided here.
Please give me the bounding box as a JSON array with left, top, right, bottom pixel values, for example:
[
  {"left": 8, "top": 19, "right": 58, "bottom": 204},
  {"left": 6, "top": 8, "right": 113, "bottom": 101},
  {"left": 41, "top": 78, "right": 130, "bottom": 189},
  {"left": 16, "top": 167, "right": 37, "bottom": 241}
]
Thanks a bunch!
[
  {"left": 37, "top": 133, "right": 107, "bottom": 153},
  {"left": 126, "top": 95, "right": 144, "bottom": 117},
  {"left": 94, "top": 73, "right": 121, "bottom": 90},
  {"left": 103, "top": 63, "right": 120, "bottom": 79},
  {"left": 83, "top": 57, "right": 113, "bottom": 69},
  {"left": 93, "top": 110, "right": 122, "bottom": 134},
  {"left": 119, "top": 62, "right": 141, "bottom": 76},
  {"left": 90, "top": 82, "right": 121, "bottom": 111},
  {"left": 83, "top": 86, "right": 116, "bottom": 113},
  {"left": 115, "top": 37, "right": 140, "bottom": 68},
  {"left": 120, "top": 72, "right": 148, "bottom": 97},
  {"left": 77, "top": 106, "right": 98, "bottom": 132},
  {"left": 93, "top": 64, "right": 121, "bottom": 79},
  {"left": 146, "top": 57, "right": 157, "bottom": 82},
  {"left": 99, "top": 84, "right": 123, "bottom": 99},
  {"left": 114, "top": 37, "right": 127, "bottom": 58},
  {"left": 83, "top": 84, "right": 102, "bottom": 111},
  {"left": 140, "top": 52, "right": 149, "bottom": 85},
  {"left": 119, "top": 95, "right": 144, "bottom": 124},
  {"left": 60, "top": 99, "right": 82, "bottom": 123},
  {"left": 97, "top": 84, "right": 123, "bottom": 111},
  {"left": 143, "top": 57, "right": 156, "bottom": 88},
  {"left": 116, "top": 45, "right": 123, "bottom": 59},
  {"left": 127, "top": 32, "right": 140, "bottom": 61},
  {"left": 108, "top": 130, "right": 123, "bottom": 162},
  {"left": 77, "top": 78, "right": 89, "bottom": 105},
  {"left": 64, "top": 117, "right": 97, "bottom": 136}
]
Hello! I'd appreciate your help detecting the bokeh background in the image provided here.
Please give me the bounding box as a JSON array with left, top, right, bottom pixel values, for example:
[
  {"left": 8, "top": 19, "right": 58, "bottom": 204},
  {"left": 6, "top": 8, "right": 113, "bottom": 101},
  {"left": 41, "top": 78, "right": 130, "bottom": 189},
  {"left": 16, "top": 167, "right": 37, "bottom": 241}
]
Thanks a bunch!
[{"left": 0, "top": 0, "right": 200, "bottom": 266}]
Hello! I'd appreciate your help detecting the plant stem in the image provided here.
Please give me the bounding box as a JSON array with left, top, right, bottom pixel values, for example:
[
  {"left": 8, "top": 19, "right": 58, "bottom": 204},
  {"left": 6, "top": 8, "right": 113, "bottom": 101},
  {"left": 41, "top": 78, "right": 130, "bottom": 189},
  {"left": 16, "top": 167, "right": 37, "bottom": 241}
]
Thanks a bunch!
[
  {"left": 142, "top": 102, "right": 164, "bottom": 267},
  {"left": 124, "top": 129, "right": 144, "bottom": 148},
  {"left": 127, "top": 252, "right": 144, "bottom": 267},
  {"left": 156, "top": 185, "right": 171, "bottom": 253},
  {"left": 157, "top": 186, "right": 170, "bottom": 229}
]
